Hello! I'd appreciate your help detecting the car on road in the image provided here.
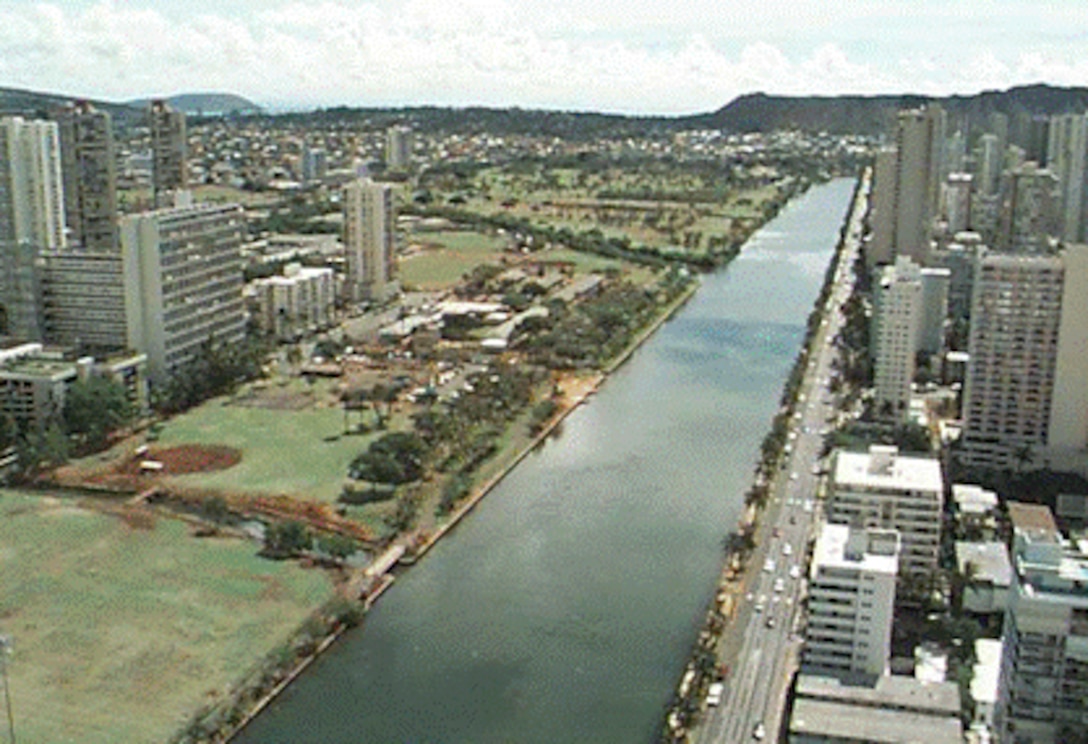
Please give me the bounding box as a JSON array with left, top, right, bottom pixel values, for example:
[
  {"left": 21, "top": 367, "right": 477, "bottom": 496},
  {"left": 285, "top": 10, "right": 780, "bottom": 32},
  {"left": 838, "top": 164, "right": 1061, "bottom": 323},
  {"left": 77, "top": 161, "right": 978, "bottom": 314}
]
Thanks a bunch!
[
  {"left": 753, "top": 722, "right": 766, "bottom": 740},
  {"left": 766, "top": 616, "right": 776, "bottom": 629},
  {"left": 763, "top": 558, "right": 776, "bottom": 573},
  {"left": 789, "top": 564, "right": 803, "bottom": 580},
  {"left": 706, "top": 681, "right": 724, "bottom": 707},
  {"left": 790, "top": 472, "right": 799, "bottom": 481},
  {"left": 782, "top": 543, "right": 792, "bottom": 556},
  {"left": 773, "top": 578, "right": 785, "bottom": 593}
]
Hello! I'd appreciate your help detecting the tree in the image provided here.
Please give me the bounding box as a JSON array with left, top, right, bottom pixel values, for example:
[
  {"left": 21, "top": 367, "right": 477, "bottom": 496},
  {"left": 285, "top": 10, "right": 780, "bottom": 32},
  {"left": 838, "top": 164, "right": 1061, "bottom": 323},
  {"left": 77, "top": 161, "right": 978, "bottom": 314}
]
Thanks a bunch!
[
  {"left": 264, "top": 520, "right": 311, "bottom": 558},
  {"left": 316, "top": 533, "right": 357, "bottom": 561},
  {"left": 64, "top": 375, "right": 134, "bottom": 449}
]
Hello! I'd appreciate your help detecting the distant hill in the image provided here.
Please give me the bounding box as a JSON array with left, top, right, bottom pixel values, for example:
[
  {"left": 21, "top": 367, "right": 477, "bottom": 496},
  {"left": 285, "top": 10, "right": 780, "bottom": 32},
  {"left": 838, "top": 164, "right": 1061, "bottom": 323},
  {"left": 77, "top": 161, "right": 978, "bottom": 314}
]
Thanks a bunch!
[
  {"left": 0, "top": 86, "right": 141, "bottom": 124},
  {"left": 689, "top": 84, "right": 1088, "bottom": 135},
  {"left": 127, "top": 93, "right": 262, "bottom": 117}
]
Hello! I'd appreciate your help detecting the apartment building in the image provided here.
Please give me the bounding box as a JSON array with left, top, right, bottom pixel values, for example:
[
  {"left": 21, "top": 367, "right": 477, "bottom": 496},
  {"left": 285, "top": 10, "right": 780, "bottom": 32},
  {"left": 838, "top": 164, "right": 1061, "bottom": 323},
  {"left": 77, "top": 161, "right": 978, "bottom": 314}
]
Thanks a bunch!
[
  {"left": 0, "top": 116, "right": 66, "bottom": 340},
  {"left": 148, "top": 100, "right": 188, "bottom": 208},
  {"left": 386, "top": 125, "right": 412, "bottom": 171},
  {"left": 872, "top": 257, "right": 922, "bottom": 420},
  {"left": 996, "top": 502, "right": 1088, "bottom": 744},
  {"left": 39, "top": 250, "right": 127, "bottom": 355},
  {"left": 0, "top": 342, "right": 148, "bottom": 431},
  {"left": 803, "top": 524, "right": 900, "bottom": 679},
  {"left": 342, "top": 178, "right": 396, "bottom": 304},
  {"left": 56, "top": 101, "right": 118, "bottom": 252},
  {"left": 252, "top": 262, "right": 335, "bottom": 341},
  {"left": 959, "top": 245, "right": 1088, "bottom": 471},
  {"left": 121, "top": 202, "right": 246, "bottom": 380},
  {"left": 827, "top": 445, "right": 944, "bottom": 575},
  {"left": 868, "top": 107, "right": 945, "bottom": 268}
]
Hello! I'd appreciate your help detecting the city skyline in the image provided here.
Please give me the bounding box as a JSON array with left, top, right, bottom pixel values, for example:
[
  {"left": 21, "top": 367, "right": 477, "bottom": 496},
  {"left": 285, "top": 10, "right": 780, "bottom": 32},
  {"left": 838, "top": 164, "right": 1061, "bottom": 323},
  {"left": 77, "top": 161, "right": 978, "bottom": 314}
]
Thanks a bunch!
[{"left": 0, "top": 0, "right": 1085, "bottom": 115}]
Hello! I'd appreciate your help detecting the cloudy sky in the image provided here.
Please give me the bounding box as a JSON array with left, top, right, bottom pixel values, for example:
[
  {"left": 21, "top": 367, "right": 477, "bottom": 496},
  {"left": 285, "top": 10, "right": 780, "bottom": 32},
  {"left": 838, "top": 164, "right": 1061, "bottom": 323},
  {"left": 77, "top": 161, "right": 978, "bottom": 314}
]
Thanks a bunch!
[{"left": 1, "top": 0, "right": 1086, "bottom": 114}]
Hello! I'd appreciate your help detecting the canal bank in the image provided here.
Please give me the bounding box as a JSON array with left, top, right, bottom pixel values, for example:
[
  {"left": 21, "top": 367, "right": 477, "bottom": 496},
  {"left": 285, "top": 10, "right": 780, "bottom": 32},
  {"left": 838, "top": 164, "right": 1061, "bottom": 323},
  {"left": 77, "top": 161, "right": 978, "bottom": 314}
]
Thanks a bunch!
[{"left": 234, "top": 178, "right": 858, "bottom": 744}]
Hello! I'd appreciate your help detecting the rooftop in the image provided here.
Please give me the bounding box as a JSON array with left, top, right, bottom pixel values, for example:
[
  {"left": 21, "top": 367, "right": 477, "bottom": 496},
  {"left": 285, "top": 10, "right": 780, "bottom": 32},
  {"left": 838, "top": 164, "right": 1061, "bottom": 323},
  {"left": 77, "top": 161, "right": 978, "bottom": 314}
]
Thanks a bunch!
[
  {"left": 813, "top": 523, "right": 899, "bottom": 576},
  {"left": 796, "top": 673, "right": 961, "bottom": 715},
  {"left": 952, "top": 484, "right": 999, "bottom": 514},
  {"left": 1008, "top": 502, "right": 1060, "bottom": 541},
  {"left": 833, "top": 445, "right": 943, "bottom": 494},
  {"left": 955, "top": 542, "right": 1013, "bottom": 587},
  {"left": 791, "top": 696, "right": 962, "bottom": 743},
  {"left": 971, "top": 639, "right": 1003, "bottom": 706}
]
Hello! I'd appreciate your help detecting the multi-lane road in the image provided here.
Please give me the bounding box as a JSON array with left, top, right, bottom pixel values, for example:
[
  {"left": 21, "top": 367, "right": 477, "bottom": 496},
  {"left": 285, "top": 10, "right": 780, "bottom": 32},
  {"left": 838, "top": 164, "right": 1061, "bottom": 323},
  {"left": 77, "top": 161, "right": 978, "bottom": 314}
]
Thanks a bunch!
[{"left": 698, "top": 173, "right": 870, "bottom": 743}]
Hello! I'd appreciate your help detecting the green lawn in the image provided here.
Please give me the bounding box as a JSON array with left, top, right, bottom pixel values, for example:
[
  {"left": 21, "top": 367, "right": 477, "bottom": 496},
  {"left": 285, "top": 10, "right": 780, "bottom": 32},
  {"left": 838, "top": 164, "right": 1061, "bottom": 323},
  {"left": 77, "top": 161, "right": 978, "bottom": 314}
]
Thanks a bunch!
[
  {"left": 0, "top": 490, "right": 332, "bottom": 744},
  {"left": 155, "top": 395, "right": 377, "bottom": 502},
  {"left": 401, "top": 230, "right": 509, "bottom": 289}
]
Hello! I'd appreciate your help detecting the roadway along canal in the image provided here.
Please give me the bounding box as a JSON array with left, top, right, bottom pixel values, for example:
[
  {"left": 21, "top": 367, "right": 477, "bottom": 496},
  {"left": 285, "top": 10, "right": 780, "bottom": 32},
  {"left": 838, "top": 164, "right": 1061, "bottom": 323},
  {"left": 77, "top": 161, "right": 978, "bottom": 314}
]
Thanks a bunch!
[{"left": 235, "top": 177, "right": 857, "bottom": 744}]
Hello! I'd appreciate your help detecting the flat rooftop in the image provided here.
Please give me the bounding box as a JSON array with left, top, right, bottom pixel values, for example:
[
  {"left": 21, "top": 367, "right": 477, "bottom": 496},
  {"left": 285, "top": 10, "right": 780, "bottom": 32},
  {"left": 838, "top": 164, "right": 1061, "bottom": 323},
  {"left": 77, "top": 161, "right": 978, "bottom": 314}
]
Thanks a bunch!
[
  {"left": 796, "top": 674, "right": 961, "bottom": 716},
  {"left": 790, "top": 697, "right": 963, "bottom": 743},
  {"left": 955, "top": 542, "right": 1013, "bottom": 587},
  {"left": 813, "top": 523, "right": 899, "bottom": 576},
  {"left": 1008, "top": 502, "right": 1060, "bottom": 541},
  {"left": 833, "top": 446, "right": 943, "bottom": 494}
]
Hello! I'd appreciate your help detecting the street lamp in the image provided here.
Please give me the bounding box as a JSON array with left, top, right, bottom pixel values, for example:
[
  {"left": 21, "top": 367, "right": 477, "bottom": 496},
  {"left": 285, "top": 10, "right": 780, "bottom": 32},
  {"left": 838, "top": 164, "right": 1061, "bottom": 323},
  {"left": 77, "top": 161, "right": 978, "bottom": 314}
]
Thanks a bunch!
[{"left": 0, "top": 635, "right": 14, "bottom": 744}]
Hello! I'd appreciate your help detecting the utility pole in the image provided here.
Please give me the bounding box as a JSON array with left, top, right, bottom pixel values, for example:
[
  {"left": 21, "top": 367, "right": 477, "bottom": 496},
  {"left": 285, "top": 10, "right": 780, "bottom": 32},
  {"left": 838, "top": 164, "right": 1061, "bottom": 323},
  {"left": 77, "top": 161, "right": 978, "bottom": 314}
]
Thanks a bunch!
[{"left": 0, "top": 635, "right": 14, "bottom": 744}]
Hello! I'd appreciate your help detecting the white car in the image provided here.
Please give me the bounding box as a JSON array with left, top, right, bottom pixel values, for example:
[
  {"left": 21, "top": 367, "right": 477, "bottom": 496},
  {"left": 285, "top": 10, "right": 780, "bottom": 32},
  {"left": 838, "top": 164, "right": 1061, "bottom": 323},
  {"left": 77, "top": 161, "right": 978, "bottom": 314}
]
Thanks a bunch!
[
  {"left": 763, "top": 558, "right": 776, "bottom": 573},
  {"left": 782, "top": 543, "right": 793, "bottom": 556},
  {"left": 789, "top": 564, "right": 803, "bottom": 580},
  {"left": 753, "top": 722, "right": 766, "bottom": 740},
  {"left": 706, "top": 681, "right": 724, "bottom": 707}
]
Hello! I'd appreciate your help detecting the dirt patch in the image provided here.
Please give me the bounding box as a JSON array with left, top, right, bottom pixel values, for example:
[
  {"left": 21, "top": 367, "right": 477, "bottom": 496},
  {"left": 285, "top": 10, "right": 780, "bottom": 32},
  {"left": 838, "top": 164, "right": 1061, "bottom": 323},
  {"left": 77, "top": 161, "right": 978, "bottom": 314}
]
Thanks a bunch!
[{"left": 118, "top": 445, "right": 243, "bottom": 476}]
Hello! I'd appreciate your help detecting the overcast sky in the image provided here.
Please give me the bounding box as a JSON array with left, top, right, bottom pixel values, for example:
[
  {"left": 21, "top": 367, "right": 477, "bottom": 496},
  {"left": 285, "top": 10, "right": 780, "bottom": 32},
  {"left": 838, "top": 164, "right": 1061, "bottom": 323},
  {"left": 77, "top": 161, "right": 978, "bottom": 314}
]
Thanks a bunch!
[{"left": 1, "top": 0, "right": 1086, "bottom": 115}]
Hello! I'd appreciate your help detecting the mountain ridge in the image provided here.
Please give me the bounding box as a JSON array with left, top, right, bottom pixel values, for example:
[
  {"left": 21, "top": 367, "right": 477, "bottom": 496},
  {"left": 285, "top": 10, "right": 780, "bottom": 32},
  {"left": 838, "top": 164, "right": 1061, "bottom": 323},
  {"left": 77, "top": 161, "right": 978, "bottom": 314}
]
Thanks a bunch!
[{"left": 2, "top": 83, "right": 1087, "bottom": 136}]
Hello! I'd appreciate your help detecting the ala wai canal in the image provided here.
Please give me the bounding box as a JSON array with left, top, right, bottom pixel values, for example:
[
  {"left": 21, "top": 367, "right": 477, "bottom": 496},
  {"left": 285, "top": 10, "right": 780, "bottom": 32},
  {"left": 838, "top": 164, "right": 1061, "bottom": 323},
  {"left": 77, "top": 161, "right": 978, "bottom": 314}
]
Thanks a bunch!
[{"left": 235, "top": 177, "right": 857, "bottom": 743}]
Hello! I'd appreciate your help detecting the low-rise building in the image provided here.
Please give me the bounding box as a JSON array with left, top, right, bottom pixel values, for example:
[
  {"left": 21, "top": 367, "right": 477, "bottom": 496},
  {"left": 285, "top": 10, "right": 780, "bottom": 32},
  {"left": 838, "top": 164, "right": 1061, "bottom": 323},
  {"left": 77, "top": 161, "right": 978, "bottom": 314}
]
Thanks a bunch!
[
  {"left": 252, "top": 263, "right": 335, "bottom": 341},
  {"left": 955, "top": 541, "right": 1013, "bottom": 615},
  {"left": 972, "top": 638, "right": 1003, "bottom": 736},
  {"left": 827, "top": 445, "right": 944, "bottom": 575},
  {"left": 0, "top": 343, "right": 148, "bottom": 430},
  {"left": 953, "top": 483, "right": 1001, "bottom": 540},
  {"left": 789, "top": 673, "right": 962, "bottom": 743}
]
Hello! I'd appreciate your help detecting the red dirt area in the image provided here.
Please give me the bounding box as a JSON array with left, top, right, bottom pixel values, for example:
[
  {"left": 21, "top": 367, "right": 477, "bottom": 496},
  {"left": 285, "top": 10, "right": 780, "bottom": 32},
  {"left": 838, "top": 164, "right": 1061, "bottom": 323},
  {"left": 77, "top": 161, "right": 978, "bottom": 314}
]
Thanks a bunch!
[{"left": 117, "top": 444, "right": 243, "bottom": 476}]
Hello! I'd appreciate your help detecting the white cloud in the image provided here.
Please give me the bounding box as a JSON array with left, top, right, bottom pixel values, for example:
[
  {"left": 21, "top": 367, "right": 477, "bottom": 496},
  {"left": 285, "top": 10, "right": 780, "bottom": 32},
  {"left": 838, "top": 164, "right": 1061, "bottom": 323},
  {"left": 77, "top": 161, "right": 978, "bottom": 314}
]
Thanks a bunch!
[{"left": 0, "top": 0, "right": 1084, "bottom": 113}]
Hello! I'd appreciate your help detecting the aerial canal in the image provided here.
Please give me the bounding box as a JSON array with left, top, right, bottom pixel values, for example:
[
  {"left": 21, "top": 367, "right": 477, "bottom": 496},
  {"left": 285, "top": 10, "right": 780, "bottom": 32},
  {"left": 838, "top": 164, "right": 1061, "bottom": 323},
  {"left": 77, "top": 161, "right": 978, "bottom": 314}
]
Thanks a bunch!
[{"left": 235, "top": 177, "right": 857, "bottom": 743}]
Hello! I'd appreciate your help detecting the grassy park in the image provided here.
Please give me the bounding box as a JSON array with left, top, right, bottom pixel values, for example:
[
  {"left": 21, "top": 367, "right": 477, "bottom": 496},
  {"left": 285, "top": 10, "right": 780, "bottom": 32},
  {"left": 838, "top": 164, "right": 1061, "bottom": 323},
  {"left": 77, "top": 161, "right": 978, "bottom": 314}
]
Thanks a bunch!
[
  {"left": 0, "top": 490, "right": 332, "bottom": 744},
  {"left": 153, "top": 395, "right": 375, "bottom": 503},
  {"left": 400, "top": 230, "right": 510, "bottom": 289}
]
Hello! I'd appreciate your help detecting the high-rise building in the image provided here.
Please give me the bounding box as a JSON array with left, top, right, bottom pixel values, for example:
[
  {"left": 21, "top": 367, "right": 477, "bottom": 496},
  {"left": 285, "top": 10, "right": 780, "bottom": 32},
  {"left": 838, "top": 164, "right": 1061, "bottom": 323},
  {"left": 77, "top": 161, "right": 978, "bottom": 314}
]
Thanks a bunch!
[
  {"left": 0, "top": 116, "right": 66, "bottom": 251},
  {"left": 385, "top": 125, "right": 412, "bottom": 171},
  {"left": 803, "top": 524, "right": 900, "bottom": 680},
  {"left": 872, "top": 257, "right": 923, "bottom": 419},
  {"left": 996, "top": 162, "right": 1061, "bottom": 254},
  {"left": 1046, "top": 113, "right": 1088, "bottom": 244},
  {"left": 342, "top": 178, "right": 396, "bottom": 304},
  {"left": 975, "top": 133, "right": 1003, "bottom": 198},
  {"left": 39, "top": 250, "right": 127, "bottom": 355},
  {"left": 301, "top": 147, "right": 327, "bottom": 183},
  {"left": 868, "top": 107, "right": 945, "bottom": 268},
  {"left": 957, "top": 247, "right": 1088, "bottom": 470},
  {"left": 944, "top": 172, "right": 973, "bottom": 235},
  {"left": 148, "top": 100, "right": 188, "bottom": 208},
  {"left": 995, "top": 502, "right": 1088, "bottom": 744},
  {"left": 56, "top": 101, "right": 118, "bottom": 252},
  {"left": 827, "top": 445, "right": 944, "bottom": 575},
  {"left": 0, "top": 116, "right": 66, "bottom": 340},
  {"left": 121, "top": 203, "right": 246, "bottom": 380},
  {"left": 918, "top": 266, "right": 950, "bottom": 355}
]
